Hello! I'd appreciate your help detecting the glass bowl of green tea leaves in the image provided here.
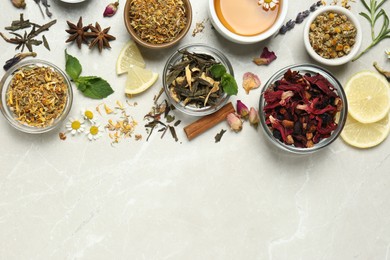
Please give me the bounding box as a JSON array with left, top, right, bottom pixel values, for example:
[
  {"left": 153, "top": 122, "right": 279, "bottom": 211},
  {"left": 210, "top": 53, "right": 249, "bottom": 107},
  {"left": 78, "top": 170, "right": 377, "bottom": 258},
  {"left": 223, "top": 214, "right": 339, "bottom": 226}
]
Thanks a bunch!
[
  {"left": 163, "top": 44, "right": 236, "bottom": 116},
  {"left": 259, "top": 64, "right": 347, "bottom": 154},
  {"left": 0, "top": 59, "right": 73, "bottom": 134}
]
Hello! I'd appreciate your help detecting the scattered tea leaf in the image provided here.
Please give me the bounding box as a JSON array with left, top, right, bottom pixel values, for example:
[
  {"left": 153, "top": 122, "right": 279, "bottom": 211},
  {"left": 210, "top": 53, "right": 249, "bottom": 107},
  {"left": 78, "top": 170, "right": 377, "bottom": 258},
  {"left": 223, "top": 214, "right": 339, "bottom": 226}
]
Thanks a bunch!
[{"left": 214, "top": 129, "right": 227, "bottom": 143}]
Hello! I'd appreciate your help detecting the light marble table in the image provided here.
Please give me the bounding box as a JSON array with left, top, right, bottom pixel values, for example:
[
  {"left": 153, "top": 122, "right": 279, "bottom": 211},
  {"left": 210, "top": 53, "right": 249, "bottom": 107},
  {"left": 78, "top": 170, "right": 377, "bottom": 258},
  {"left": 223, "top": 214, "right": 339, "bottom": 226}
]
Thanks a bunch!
[{"left": 1, "top": 0, "right": 390, "bottom": 259}]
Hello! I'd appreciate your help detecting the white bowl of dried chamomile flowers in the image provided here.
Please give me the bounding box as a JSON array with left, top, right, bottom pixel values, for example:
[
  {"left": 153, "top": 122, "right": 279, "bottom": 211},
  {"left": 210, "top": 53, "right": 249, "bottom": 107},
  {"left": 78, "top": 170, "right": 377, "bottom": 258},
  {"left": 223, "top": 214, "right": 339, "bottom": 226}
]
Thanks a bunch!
[{"left": 303, "top": 6, "right": 362, "bottom": 66}]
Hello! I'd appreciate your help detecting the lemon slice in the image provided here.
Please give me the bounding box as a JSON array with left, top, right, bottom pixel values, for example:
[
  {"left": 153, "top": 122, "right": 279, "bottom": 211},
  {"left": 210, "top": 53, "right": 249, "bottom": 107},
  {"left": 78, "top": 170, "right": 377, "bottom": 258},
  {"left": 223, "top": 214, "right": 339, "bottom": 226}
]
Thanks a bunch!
[
  {"left": 345, "top": 71, "right": 390, "bottom": 124},
  {"left": 125, "top": 65, "right": 158, "bottom": 95},
  {"left": 341, "top": 113, "right": 390, "bottom": 148},
  {"left": 116, "top": 40, "right": 146, "bottom": 75}
]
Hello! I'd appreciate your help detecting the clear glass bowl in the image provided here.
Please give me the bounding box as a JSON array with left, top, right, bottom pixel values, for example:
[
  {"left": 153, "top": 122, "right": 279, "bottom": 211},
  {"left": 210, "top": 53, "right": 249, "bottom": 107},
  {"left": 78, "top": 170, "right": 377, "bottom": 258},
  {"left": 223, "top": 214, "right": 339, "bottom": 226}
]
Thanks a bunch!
[
  {"left": 163, "top": 44, "right": 233, "bottom": 116},
  {"left": 259, "top": 64, "right": 348, "bottom": 154},
  {"left": 0, "top": 59, "right": 73, "bottom": 134}
]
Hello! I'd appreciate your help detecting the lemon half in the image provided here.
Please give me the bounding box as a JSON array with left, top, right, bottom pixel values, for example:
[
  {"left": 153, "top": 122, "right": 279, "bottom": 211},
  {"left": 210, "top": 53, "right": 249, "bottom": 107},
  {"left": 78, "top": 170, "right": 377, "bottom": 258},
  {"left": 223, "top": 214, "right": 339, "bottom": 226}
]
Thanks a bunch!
[
  {"left": 116, "top": 40, "right": 146, "bottom": 75},
  {"left": 345, "top": 71, "right": 390, "bottom": 124},
  {"left": 341, "top": 113, "right": 390, "bottom": 148}
]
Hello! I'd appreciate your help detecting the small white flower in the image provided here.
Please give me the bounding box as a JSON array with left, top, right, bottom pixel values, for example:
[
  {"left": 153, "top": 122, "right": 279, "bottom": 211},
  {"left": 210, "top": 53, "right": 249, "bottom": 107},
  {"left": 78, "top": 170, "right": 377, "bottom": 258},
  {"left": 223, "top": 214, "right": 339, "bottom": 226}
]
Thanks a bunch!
[
  {"left": 81, "top": 108, "right": 97, "bottom": 124},
  {"left": 386, "top": 49, "right": 390, "bottom": 59},
  {"left": 258, "top": 0, "right": 279, "bottom": 11},
  {"left": 66, "top": 118, "right": 85, "bottom": 135},
  {"left": 86, "top": 123, "right": 103, "bottom": 141}
]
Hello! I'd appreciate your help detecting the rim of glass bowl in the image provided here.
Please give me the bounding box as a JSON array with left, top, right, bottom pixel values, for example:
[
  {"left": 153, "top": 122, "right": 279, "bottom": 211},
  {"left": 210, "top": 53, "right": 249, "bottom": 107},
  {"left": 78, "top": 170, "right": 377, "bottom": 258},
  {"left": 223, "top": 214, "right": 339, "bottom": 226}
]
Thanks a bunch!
[
  {"left": 303, "top": 6, "right": 362, "bottom": 66},
  {"left": 208, "top": 0, "right": 288, "bottom": 44},
  {"left": 163, "top": 44, "right": 233, "bottom": 117},
  {"left": 0, "top": 59, "right": 73, "bottom": 134},
  {"left": 258, "top": 64, "right": 348, "bottom": 154}
]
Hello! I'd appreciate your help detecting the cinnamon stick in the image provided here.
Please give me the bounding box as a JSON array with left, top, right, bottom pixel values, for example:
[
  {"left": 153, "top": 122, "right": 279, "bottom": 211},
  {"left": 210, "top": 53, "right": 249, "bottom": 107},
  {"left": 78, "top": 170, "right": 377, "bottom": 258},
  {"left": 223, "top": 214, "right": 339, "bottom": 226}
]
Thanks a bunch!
[{"left": 184, "top": 102, "right": 235, "bottom": 140}]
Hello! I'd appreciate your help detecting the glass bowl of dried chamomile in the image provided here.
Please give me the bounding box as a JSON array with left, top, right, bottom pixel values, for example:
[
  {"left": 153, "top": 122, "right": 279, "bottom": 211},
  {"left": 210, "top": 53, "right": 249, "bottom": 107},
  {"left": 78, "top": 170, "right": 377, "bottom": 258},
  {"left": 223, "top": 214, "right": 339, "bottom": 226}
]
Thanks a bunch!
[
  {"left": 303, "top": 6, "right": 362, "bottom": 66},
  {"left": 0, "top": 59, "right": 73, "bottom": 134},
  {"left": 163, "top": 44, "right": 235, "bottom": 116}
]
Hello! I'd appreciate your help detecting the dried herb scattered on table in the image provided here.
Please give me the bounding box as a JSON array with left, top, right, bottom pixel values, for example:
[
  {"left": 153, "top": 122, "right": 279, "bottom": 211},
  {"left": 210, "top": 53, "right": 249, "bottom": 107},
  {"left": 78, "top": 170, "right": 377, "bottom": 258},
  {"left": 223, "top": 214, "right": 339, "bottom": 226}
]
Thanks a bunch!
[
  {"left": 352, "top": 0, "right": 390, "bottom": 61},
  {"left": 0, "top": 14, "right": 56, "bottom": 52},
  {"left": 128, "top": 0, "right": 187, "bottom": 44},
  {"left": 65, "top": 17, "right": 91, "bottom": 49},
  {"left": 214, "top": 129, "right": 226, "bottom": 143},
  {"left": 11, "top": 0, "right": 26, "bottom": 9},
  {"left": 144, "top": 88, "right": 181, "bottom": 142},
  {"left": 276, "top": 1, "right": 323, "bottom": 36},
  {"left": 262, "top": 69, "right": 343, "bottom": 148},
  {"left": 7, "top": 65, "right": 68, "bottom": 128},
  {"left": 3, "top": 52, "right": 36, "bottom": 71},
  {"left": 65, "top": 50, "right": 114, "bottom": 99},
  {"left": 373, "top": 62, "right": 390, "bottom": 81}
]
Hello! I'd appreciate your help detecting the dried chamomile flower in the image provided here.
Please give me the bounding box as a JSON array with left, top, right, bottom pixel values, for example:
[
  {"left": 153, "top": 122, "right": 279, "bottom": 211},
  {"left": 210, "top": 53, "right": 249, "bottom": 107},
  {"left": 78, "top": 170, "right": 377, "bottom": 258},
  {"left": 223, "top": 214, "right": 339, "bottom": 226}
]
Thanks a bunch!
[
  {"left": 386, "top": 49, "right": 390, "bottom": 59},
  {"left": 66, "top": 118, "right": 85, "bottom": 135},
  {"left": 86, "top": 123, "right": 103, "bottom": 141},
  {"left": 258, "top": 0, "right": 279, "bottom": 11},
  {"left": 81, "top": 108, "right": 96, "bottom": 124}
]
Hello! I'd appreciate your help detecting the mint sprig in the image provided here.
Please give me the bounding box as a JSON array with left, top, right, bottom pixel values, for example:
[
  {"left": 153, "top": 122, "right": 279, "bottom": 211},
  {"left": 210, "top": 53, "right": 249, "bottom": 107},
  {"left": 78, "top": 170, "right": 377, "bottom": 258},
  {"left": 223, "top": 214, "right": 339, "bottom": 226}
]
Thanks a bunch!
[
  {"left": 65, "top": 50, "right": 114, "bottom": 99},
  {"left": 210, "top": 64, "right": 238, "bottom": 96}
]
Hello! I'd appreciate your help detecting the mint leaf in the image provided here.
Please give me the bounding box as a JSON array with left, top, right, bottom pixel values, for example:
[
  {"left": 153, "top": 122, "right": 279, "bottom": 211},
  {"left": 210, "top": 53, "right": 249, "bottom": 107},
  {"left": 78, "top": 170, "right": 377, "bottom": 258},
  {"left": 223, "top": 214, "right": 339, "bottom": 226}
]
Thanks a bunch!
[
  {"left": 65, "top": 50, "right": 82, "bottom": 81},
  {"left": 221, "top": 73, "right": 238, "bottom": 96},
  {"left": 210, "top": 64, "right": 227, "bottom": 79},
  {"left": 75, "top": 76, "right": 114, "bottom": 99}
]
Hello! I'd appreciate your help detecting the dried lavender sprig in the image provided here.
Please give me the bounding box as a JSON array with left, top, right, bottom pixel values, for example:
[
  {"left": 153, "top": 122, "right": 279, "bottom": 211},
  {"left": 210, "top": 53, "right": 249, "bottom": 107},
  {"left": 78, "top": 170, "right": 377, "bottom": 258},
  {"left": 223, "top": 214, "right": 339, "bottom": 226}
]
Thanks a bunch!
[{"left": 276, "top": 1, "right": 323, "bottom": 36}]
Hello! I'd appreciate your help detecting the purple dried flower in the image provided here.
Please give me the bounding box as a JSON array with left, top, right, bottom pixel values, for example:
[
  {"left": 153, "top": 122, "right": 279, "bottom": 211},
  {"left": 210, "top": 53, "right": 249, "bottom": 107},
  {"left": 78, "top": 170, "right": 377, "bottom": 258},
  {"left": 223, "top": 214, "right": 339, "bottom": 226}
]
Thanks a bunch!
[
  {"left": 236, "top": 100, "right": 249, "bottom": 119},
  {"left": 103, "top": 1, "right": 119, "bottom": 17},
  {"left": 253, "top": 47, "right": 277, "bottom": 66}
]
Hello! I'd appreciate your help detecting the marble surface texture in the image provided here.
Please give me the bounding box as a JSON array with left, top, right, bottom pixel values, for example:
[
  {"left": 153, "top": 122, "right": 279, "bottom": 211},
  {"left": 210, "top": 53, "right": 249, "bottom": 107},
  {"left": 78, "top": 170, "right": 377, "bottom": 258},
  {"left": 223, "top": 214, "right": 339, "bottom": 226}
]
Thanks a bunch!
[{"left": 1, "top": 0, "right": 390, "bottom": 259}]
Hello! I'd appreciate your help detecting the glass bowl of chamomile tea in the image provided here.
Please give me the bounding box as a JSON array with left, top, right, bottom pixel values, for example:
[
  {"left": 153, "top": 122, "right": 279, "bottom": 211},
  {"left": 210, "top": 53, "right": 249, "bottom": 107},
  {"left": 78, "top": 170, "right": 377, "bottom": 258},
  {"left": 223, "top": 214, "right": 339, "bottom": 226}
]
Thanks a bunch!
[
  {"left": 0, "top": 59, "right": 73, "bottom": 134},
  {"left": 209, "top": 0, "right": 288, "bottom": 44},
  {"left": 163, "top": 44, "right": 235, "bottom": 116}
]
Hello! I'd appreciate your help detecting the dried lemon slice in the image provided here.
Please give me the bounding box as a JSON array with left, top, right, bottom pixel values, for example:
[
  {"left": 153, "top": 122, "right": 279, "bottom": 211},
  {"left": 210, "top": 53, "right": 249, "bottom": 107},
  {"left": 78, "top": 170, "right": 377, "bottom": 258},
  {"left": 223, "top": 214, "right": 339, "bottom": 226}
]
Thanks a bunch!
[
  {"left": 125, "top": 65, "right": 158, "bottom": 95},
  {"left": 116, "top": 40, "right": 145, "bottom": 75},
  {"left": 341, "top": 113, "right": 390, "bottom": 148},
  {"left": 345, "top": 71, "right": 390, "bottom": 123}
]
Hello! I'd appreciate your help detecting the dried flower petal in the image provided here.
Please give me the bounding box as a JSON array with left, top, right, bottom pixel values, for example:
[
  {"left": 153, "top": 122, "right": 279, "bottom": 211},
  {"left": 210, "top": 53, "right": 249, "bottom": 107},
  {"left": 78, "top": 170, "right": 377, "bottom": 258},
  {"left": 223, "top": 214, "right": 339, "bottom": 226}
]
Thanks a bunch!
[
  {"left": 11, "top": 0, "right": 26, "bottom": 9},
  {"left": 243, "top": 72, "right": 261, "bottom": 94},
  {"left": 103, "top": 2, "right": 119, "bottom": 17},
  {"left": 236, "top": 100, "right": 249, "bottom": 119},
  {"left": 253, "top": 47, "right": 277, "bottom": 65},
  {"left": 226, "top": 113, "right": 243, "bottom": 132}
]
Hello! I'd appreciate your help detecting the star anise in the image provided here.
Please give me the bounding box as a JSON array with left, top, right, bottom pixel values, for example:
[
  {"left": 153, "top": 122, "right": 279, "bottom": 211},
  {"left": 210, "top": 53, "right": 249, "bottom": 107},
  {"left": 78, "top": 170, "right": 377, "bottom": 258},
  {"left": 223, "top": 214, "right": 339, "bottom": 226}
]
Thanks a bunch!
[
  {"left": 65, "top": 17, "right": 90, "bottom": 49},
  {"left": 86, "top": 22, "right": 116, "bottom": 52}
]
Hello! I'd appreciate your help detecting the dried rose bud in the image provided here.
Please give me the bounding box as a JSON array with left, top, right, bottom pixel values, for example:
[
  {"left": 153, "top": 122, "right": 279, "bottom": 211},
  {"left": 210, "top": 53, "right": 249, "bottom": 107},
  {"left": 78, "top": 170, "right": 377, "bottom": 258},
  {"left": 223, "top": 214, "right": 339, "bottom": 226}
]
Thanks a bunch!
[
  {"left": 227, "top": 113, "right": 243, "bottom": 132},
  {"left": 11, "top": 0, "right": 26, "bottom": 8},
  {"left": 103, "top": 1, "right": 119, "bottom": 17},
  {"left": 249, "top": 107, "right": 260, "bottom": 127},
  {"left": 236, "top": 100, "right": 249, "bottom": 119},
  {"left": 243, "top": 72, "right": 261, "bottom": 94},
  {"left": 253, "top": 47, "right": 277, "bottom": 65}
]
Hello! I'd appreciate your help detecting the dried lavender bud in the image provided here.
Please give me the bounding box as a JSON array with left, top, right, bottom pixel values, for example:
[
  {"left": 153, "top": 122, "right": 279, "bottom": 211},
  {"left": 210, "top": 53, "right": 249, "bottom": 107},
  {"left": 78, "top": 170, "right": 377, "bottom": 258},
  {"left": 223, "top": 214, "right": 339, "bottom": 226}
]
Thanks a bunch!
[
  {"left": 310, "top": 3, "right": 317, "bottom": 12},
  {"left": 295, "top": 13, "right": 305, "bottom": 24},
  {"left": 316, "top": 1, "right": 323, "bottom": 6},
  {"left": 286, "top": 19, "right": 295, "bottom": 29},
  {"left": 302, "top": 10, "right": 310, "bottom": 18},
  {"left": 278, "top": 25, "right": 288, "bottom": 35}
]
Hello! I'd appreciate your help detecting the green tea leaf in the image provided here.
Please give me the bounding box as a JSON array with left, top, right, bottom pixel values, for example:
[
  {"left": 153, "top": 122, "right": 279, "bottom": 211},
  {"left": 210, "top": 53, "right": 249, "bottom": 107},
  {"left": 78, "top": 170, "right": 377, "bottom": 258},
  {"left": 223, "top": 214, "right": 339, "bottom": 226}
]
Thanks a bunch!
[
  {"left": 75, "top": 76, "right": 114, "bottom": 99},
  {"left": 210, "top": 64, "right": 227, "bottom": 79},
  {"left": 65, "top": 49, "right": 82, "bottom": 81},
  {"left": 221, "top": 73, "right": 238, "bottom": 96}
]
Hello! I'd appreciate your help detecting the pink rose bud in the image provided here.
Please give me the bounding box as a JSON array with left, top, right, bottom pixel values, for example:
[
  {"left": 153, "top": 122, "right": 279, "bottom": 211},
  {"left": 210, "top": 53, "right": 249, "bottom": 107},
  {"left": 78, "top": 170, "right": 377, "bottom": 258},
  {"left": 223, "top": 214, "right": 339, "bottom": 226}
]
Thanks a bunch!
[
  {"left": 249, "top": 107, "right": 260, "bottom": 128},
  {"left": 227, "top": 113, "right": 243, "bottom": 132},
  {"left": 103, "top": 2, "right": 119, "bottom": 17},
  {"left": 236, "top": 100, "right": 249, "bottom": 119}
]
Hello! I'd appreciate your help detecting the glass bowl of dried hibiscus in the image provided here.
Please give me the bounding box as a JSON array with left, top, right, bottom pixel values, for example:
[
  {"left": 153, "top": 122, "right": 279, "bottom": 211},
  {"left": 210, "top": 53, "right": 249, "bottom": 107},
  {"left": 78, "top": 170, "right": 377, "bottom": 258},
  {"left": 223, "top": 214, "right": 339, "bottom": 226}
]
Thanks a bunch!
[
  {"left": 163, "top": 44, "right": 235, "bottom": 116},
  {"left": 0, "top": 59, "right": 73, "bottom": 134},
  {"left": 259, "top": 64, "right": 347, "bottom": 154}
]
